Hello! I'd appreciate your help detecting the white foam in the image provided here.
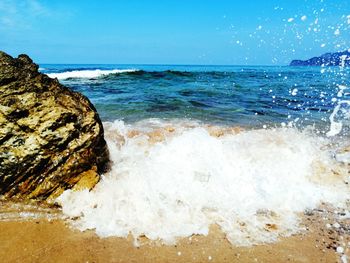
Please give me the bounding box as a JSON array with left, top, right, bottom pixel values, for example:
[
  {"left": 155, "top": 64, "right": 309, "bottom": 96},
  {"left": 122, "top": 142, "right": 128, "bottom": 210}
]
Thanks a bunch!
[
  {"left": 57, "top": 120, "right": 350, "bottom": 246},
  {"left": 291, "top": 88, "right": 298, "bottom": 96},
  {"left": 337, "top": 85, "right": 347, "bottom": 98},
  {"left": 327, "top": 100, "right": 350, "bottom": 137},
  {"left": 47, "top": 69, "right": 138, "bottom": 80}
]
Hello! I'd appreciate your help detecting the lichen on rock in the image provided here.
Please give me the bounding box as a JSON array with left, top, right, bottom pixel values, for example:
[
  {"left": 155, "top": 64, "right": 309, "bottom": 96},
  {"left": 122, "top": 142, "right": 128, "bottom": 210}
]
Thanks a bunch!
[{"left": 0, "top": 51, "right": 109, "bottom": 201}]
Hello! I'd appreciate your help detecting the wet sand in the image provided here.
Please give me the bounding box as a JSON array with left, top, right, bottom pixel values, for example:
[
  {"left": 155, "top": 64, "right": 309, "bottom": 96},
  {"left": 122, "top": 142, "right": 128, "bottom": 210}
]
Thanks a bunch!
[{"left": 1, "top": 205, "right": 348, "bottom": 263}]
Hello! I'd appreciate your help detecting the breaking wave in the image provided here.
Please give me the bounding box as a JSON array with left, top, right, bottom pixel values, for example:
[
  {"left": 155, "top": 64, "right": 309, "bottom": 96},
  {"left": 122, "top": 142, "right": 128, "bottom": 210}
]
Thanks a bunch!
[
  {"left": 47, "top": 69, "right": 139, "bottom": 80},
  {"left": 57, "top": 119, "right": 350, "bottom": 246}
]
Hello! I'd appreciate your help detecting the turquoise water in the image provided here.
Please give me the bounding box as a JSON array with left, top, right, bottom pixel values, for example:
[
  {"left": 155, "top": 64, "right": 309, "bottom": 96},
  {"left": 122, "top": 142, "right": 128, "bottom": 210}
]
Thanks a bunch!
[{"left": 41, "top": 64, "right": 350, "bottom": 132}]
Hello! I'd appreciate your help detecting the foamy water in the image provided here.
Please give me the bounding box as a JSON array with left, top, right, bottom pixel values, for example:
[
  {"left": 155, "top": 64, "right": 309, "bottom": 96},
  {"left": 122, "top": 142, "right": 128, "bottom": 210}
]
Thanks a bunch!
[
  {"left": 57, "top": 119, "right": 349, "bottom": 246},
  {"left": 327, "top": 100, "right": 350, "bottom": 137},
  {"left": 47, "top": 69, "right": 138, "bottom": 80}
]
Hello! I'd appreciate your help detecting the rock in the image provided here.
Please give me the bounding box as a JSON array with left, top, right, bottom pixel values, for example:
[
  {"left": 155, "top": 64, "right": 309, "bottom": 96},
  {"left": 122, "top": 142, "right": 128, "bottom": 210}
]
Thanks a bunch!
[
  {"left": 290, "top": 50, "right": 350, "bottom": 66},
  {"left": 0, "top": 51, "right": 109, "bottom": 201}
]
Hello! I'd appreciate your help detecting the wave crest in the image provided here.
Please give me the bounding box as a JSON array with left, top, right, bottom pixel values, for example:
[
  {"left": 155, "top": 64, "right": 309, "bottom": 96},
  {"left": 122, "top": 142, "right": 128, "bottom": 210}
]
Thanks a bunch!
[{"left": 47, "top": 69, "right": 139, "bottom": 80}]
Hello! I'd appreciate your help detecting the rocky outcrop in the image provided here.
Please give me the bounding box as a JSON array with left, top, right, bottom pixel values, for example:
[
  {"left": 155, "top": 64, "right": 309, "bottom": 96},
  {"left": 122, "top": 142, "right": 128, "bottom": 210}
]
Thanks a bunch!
[
  {"left": 290, "top": 50, "right": 350, "bottom": 66},
  {"left": 0, "top": 51, "right": 109, "bottom": 201}
]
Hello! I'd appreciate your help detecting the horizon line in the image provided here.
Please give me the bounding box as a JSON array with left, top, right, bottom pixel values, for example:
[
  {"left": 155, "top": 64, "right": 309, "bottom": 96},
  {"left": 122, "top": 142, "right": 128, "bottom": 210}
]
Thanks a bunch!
[{"left": 38, "top": 62, "right": 289, "bottom": 67}]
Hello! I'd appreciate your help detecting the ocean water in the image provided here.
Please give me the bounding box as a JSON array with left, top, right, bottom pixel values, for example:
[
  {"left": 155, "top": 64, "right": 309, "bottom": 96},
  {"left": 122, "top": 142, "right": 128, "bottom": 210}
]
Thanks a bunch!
[
  {"left": 41, "top": 65, "right": 350, "bottom": 246},
  {"left": 43, "top": 64, "right": 350, "bottom": 131}
]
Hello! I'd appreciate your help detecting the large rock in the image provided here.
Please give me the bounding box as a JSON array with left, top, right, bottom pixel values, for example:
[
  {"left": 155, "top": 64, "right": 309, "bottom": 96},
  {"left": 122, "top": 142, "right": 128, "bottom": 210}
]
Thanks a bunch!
[{"left": 0, "top": 51, "right": 109, "bottom": 201}]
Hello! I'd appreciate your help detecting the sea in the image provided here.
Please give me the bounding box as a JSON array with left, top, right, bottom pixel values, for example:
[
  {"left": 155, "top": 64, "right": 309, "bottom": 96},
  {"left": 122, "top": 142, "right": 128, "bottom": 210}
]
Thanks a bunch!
[
  {"left": 42, "top": 64, "right": 349, "bottom": 131},
  {"left": 40, "top": 64, "right": 350, "bottom": 246}
]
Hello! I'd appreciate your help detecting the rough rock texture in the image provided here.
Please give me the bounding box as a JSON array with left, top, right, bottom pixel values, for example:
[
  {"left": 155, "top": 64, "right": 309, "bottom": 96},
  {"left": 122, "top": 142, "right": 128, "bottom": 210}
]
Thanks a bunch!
[{"left": 0, "top": 51, "right": 109, "bottom": 201}]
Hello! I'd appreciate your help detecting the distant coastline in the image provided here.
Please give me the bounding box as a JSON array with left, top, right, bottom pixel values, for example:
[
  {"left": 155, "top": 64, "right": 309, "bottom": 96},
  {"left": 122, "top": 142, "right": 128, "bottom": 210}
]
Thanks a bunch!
[{"left": 290, "top": 50, "right": 350, "bottom": 66}]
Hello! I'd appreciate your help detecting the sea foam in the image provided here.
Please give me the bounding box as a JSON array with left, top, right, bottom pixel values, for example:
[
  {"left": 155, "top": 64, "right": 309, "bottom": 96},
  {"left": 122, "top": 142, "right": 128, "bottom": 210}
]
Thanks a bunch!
[
  {"left": 327, "top": 100, "right": 350, "bottom": 137},
  {"left": 57, "top": 119, "right": 349, "bottom": 246},
  {"left": 47, "top": 69, "right": 138, "bottom": 80}
]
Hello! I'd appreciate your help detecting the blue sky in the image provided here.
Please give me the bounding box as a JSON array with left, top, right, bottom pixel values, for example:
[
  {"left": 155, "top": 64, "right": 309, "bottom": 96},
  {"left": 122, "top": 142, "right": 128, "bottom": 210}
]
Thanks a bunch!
[{"left": 0, "top": 0, "right": 349, "bottom": 65}]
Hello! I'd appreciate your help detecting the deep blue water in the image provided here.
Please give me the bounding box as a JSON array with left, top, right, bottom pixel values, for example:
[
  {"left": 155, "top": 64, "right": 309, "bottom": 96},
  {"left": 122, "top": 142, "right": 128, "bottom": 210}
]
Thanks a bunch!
[{"left": 41, "top": 64, "right": 350, "bottom": 132}]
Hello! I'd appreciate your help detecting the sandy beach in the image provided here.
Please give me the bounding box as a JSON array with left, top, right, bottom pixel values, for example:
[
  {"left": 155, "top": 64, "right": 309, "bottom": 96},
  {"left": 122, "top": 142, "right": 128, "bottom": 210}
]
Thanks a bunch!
[{"left": 0, "top": 202, "right": 348, "bottom": 263}]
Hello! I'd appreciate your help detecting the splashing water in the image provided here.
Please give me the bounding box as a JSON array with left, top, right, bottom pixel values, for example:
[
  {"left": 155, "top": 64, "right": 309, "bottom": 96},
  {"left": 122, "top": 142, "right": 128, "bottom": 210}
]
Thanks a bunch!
[
  {"left": 57, "top": 119, "right": 350, "bottom": 246},
  {"left": 327, "top": 100, "right": 350, "bottom": 137}
]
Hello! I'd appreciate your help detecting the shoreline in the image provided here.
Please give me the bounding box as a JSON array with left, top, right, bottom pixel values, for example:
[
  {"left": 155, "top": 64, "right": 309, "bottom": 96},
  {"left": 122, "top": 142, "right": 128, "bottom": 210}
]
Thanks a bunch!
[{"left": 0, "top": 203, "right": 348, "bottom": 263}]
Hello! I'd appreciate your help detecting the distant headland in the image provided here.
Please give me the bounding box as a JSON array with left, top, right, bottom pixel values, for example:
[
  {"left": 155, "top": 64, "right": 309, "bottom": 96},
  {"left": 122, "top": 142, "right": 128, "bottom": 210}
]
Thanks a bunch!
[{"left": 290, "top": 50, "right": 350, "bottom": 66}]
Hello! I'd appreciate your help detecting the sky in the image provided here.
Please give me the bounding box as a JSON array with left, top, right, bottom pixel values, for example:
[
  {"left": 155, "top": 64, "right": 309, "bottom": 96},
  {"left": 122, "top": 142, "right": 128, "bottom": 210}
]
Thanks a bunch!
[{"left": 0, "top": 0, "right": 349, "bottom": 65}]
